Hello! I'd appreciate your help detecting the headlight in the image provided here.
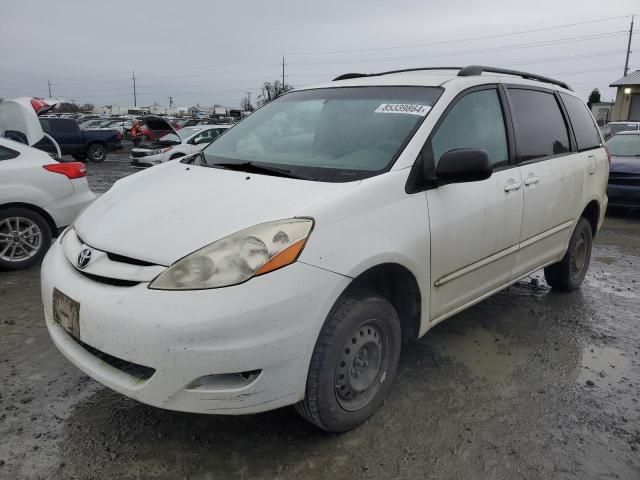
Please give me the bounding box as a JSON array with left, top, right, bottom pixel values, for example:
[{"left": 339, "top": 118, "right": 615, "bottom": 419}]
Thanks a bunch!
[
  {"left": 148, "top": 147, "right": 172, "bottom": 156},
  {"left": 149, "top": 218, "right": 314, "bottom": 290}
]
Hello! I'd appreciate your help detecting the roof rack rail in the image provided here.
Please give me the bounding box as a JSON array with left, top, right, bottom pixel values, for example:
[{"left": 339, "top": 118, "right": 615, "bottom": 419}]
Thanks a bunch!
[
  {"left": 333, "top": 67, "right": 462, "bottom": 82},
  {"left": 457, "top": 65, "right": 572, "bottom": 91},
  {"left": 332, "top": 65, "right": 572, "bottom": 91}
]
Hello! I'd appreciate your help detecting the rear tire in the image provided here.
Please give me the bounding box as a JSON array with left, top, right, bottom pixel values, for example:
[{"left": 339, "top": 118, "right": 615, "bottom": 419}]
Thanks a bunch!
[
  {"left": 170, "top": 153, "right": 185, "bottom": 160},
  {"left": 544, "top": 217, "right": 592, "bottom": 291},
  {"left": 295, "top": 290, "right": 401, "bottom": 433},
  {"left": 0, "top": 208, "right": 52, "bottom": 271},
  {"left": 86, "top": 143, "right": 107, "bottom": 163}
]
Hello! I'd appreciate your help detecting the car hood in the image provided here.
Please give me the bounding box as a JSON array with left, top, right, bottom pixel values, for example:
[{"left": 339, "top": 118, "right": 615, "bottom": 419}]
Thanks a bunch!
[
  {"left": 0, "top": 97, "right": 60, "bottom": 145},
  {"left": 610, "top": 155, "right": 640, "bottom": 174},
  {"left": 74, "top": 161, "right": 359, "bottom": 266},
  {"left": 142, "top": 115, "right": 179, "bottom": 137}
]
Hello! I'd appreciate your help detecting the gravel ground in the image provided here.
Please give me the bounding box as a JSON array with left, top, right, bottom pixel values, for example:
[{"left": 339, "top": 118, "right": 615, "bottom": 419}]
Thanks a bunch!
[{"left": 1, "top": 153, "right": 639, "bottom": 480}]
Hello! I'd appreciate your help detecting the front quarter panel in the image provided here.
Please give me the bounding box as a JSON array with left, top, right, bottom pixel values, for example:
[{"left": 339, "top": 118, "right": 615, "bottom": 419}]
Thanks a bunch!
[{"left": 298, "top": 169, "right": 430, "bottom": 329}]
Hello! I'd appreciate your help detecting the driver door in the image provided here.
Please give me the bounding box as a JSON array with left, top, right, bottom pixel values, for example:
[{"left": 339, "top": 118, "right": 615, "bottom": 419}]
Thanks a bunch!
[{"left": 425, "top": 86, "right": 523, "bottom": 322}]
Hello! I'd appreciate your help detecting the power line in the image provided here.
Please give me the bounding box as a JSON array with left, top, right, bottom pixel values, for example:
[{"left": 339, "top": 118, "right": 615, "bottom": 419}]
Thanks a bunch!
[{"left": 285, "top": 14, "right": 634, "bottom": 56}]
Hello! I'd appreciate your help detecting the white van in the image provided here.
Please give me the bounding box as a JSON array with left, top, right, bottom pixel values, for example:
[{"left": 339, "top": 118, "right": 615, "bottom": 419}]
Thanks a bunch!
[{"left": 41, "top": 66, "right": 609, "bottom": 432}]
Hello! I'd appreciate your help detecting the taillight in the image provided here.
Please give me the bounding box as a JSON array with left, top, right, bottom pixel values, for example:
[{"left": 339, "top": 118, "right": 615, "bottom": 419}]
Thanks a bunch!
[
  {"left": 604, "top": 146, "right": 611, "bottom": 164},
  {"left": 43, "top": 162, "right": 87, "bottom": 179}
]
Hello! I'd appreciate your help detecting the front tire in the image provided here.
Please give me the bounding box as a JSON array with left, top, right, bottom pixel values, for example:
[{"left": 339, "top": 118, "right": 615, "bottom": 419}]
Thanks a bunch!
[
  {"left": 86, "top": 143, "right": 107, "bottom": 163},
  {"left": 544, "top": 217, "right": 592, "bottom": 291},
  {"left": 0, "top": 208, "right": 52, "bottom": 270},
  {"left": 295, "top": 290, "right": 401, "bottom": 433}
]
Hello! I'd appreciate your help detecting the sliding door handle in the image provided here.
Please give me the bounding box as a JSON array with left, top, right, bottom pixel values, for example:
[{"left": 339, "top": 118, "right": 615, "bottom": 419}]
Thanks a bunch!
[
  {"left": 524, "top": 176, "right": 540, "bottom": 186},
  {"left": 504, "top": 182, "right": 522, "bottom": 192}
]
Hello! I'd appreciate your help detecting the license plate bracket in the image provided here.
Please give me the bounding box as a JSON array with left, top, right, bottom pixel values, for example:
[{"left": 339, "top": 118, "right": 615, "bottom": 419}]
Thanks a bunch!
[{"left": 52, "top": 288, "right": 80, "bottom": 339}]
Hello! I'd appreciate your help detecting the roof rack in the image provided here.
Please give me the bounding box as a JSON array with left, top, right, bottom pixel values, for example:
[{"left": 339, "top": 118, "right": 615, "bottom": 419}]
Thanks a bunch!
[
  {"left": 457, "top": 65, "right": 572, "bottom": 91},
  {"left": 332, "top": 67, "right": 462, "bottom": 81},
  {"left": 332, "top": 65, "right": 572, "bottom": 91}
]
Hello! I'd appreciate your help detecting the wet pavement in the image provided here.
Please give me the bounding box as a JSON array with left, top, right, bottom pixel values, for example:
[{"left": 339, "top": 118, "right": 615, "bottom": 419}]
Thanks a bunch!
[{"left": 1, "top": 153, "right": 639, "bottom": 479}]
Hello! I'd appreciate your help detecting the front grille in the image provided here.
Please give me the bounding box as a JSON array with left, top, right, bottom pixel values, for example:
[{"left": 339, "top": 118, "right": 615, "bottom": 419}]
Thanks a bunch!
[
  {"left": 73, "top": 337, "right": 155, "bottom": 381},
  {"left": 609, "top": 175, "right": 640, "bottom": 186},
  {"left": 131, "top": 150, "right": 150, "bottom": 158},
  {"left": 78, "top": 270, "right": 140, "bottom": 287},
  {"left": 107, "top": 252, "right": 156, "bottom": 267}
]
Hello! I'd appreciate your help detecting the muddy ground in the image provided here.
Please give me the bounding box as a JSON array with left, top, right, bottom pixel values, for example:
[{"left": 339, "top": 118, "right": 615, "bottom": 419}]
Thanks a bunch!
[{"left": 1, "top": 152, "right": 639, "bottom": 480}]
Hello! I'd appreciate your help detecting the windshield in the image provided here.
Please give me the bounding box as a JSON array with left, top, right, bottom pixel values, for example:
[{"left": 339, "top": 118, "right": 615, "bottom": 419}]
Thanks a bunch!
[
  {"left": 607, "top": 134, "right": 640, "bottom": 157},
  {"left": 178, "top": 127, "right": 203, "bottom": 139},
  {"left": 201, "top": 86, "right": 442, "bottom": 182},
  {"left": 607, "top": 123, "right": 639, "bottom": 135}
]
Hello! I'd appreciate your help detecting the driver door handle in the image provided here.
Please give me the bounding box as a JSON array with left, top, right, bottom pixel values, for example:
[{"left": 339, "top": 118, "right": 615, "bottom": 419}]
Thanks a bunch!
[
  {"left": 504, "top": 181, "right": 522, "bottom": 192},
  {"left": 524, "top": 176, "right": 540, "bottom": 186}
]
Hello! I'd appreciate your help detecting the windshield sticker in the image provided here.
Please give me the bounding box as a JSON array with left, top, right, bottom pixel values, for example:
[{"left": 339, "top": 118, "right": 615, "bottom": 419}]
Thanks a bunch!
[{"left": 375, "top": 104, "right": 431, "bottom": 116}]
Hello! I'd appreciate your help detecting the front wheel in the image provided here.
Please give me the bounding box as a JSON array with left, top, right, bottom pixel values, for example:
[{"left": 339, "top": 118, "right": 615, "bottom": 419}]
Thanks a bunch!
[
  {"left": 295, "top": 290, "right": 401, "bottom": 432},
  {"left": 544, "top": 217, "right": 593, "bottom": 291},
  {"left": 86, "top": 143, "right": 107, "bottom": 163},
  {"left": 0, "top": 208, "right": 52, "bottom": 270}
]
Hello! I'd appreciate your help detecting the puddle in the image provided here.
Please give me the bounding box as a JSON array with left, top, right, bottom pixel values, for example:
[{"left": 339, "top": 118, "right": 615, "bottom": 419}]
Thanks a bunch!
[{"left": 425, "top": 323, "right": 532, "bottom": 384}]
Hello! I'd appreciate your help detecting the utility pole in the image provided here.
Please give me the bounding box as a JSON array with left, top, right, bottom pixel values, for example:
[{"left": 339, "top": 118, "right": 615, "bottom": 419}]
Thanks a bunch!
[
  {"left": 281, "top": 55, "right": 286, "bottom": 90},
  {"left": 624, "top": 15, "right": 634, "bottom": 76},
  {"left": 131, "top": 71, "right": 137, "bottom": 107},
  {"left": 169, "top": 96, "right": 173, "bottom": 107},
  {"left": 47, "top": 79, "right": 52, "bottom": 98}
]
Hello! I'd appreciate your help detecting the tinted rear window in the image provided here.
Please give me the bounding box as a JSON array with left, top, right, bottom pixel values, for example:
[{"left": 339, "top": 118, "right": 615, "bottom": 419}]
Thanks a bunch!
[
  {"left": 508, "top": 89, "right": 570, "bottom": 161},
  {"left": 561, "top": 93, "right": 601, "bottom": 151}
]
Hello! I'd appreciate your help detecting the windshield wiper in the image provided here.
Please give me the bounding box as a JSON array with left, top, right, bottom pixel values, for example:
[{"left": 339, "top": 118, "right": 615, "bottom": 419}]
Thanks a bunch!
[{"left": 211, "top": 161, "right": 306, "bottom": 179}]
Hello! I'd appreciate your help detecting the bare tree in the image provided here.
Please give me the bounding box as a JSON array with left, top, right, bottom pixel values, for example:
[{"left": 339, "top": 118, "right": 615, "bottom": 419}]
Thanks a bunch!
[
  {"left": 240, "top": 93, "right": 254, "bottom": 112},
  {"left": 81, "top": 103, "right": 94, "bottom": 112},
  {"left": 257, "top": 80, "right": 293, "bottom": 107}
]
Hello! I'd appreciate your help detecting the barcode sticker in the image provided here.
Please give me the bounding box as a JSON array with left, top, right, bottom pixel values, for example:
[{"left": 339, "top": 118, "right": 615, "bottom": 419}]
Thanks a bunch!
[{"left": 375, "top": 104, "right": 431, "bottom": 116}]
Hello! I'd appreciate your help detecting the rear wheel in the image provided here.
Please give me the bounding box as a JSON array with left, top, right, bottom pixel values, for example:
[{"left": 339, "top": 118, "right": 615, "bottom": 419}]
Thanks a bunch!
[
  {"left": 0, "top": 208, "right": 52, "bottom": 270},
  {"left": 86, "top": 143, "right": 107, "bottom": 163},
  {"left": 544, "top": 217, "right": 592, "bottom": 291},
  {"left": 295, "top": 290, "right": 401, "bottom": 432}
]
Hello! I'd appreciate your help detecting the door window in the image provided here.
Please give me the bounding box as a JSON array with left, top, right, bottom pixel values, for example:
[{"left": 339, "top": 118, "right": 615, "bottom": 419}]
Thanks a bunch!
[
  {"left": 431, "top": 89, "right": 508, "bottom": 167},
  {"left": 560, "top": 93, "right": 601, "bottom": 151},
  {"left": 508, "top": 89, "right": 570, "bottom": 161}
]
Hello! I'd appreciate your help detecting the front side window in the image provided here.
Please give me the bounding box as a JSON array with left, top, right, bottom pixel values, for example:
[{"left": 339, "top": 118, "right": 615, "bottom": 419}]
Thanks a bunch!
[
  {"left": 201, "top": 86, "right": 442, "bottom": 182},
  {"left": 508, "top": 89, "right": 570, "bottom": 161},
  {"left": 431, "top": 88, "right": 508, "bottom": 167},
  {"left": 560, "top": 93, "right": 601, "bottom": 151}
]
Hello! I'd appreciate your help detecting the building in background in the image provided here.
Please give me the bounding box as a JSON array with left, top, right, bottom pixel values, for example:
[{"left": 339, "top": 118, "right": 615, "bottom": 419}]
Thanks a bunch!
[
  {"left": 610, "top": 70, "right": 640, "bottom": 121},
  {"left": 590, "top": 102, "right": 614, "bottom": 126}
]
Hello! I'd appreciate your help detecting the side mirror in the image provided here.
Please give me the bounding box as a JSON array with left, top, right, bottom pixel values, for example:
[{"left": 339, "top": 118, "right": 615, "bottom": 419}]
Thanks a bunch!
[{"left": 436, "top": 149, "right": 493, "bottom": 185}]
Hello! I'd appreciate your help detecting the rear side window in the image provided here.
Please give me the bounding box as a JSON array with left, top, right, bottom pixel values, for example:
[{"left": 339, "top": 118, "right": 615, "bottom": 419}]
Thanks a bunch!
[
  {"left": 560, "top": 93, "right": 601, "bottom": 151},
  {"left": 508, "top": 89, "right": 570, "bottom": 161},
  {"left": 0, "top": 144, "right": 20, "bottom": 160},
  {"left": 431, "top": 89, "right": 508, "bottom": 167},
  {"left": 39, "top": 118, "right": 51, "bottom": 133},
  {"left": 56, "top": 119, "right": 79, "bottom": 134}
]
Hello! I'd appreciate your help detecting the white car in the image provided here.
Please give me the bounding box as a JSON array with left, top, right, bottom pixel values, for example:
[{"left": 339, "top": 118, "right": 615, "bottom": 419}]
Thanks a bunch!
[
  {"left": 0, "top": 98, "right": 95, "bottom": 270},
  {"left": 130, "top": 117, "right": 229, "bottom": 168},
  {"left": 41, "top": 66, "right": 608, "bottom": 432}
]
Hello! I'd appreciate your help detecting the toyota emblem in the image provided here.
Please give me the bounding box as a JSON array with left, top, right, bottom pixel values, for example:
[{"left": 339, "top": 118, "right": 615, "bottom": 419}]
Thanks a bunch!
[{"left": 77, "top": 248, "right": 93, "bottom": 269}]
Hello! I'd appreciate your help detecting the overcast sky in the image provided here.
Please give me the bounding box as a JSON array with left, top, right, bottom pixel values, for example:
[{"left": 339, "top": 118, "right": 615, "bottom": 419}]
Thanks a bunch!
[{"left": 0, "top": 0, "right": 637, "bottom": 109}]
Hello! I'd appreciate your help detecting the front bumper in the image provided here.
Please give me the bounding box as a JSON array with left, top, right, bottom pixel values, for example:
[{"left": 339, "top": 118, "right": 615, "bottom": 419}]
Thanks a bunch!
[
  {"left": 607, "top": 183, "right": 640, "bottom": 208},
  {"left": 45, "top": 186, "right": 96, "bottom": 230},
  {"left": 41, "top": 241, "right": 349, "bottom": 414},
  {"left": 130, "top": 152, "right": 165, "bottom": 168}
]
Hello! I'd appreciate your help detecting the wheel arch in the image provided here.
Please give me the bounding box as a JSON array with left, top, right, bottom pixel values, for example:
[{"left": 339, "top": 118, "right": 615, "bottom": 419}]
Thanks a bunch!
[
  {"left": 580, "top": 199, "right": 600, "bottom": 238},
  {"left": 339, "top": 263, "right": 422, "bottom": 343},
  {"left": 0, "top": 202, "right": 58, "bottom": 237}
]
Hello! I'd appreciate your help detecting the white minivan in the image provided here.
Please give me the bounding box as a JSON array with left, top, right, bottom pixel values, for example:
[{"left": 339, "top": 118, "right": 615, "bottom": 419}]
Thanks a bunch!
[{"left": 41, "top": 66, "right": 609, "bottom": 432}]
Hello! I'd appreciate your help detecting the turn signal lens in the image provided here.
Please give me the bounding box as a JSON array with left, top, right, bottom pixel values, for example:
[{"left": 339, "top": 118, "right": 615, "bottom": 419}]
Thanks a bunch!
[{"left": 255, "top": 238, "right": 308, "bottom": 276}]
